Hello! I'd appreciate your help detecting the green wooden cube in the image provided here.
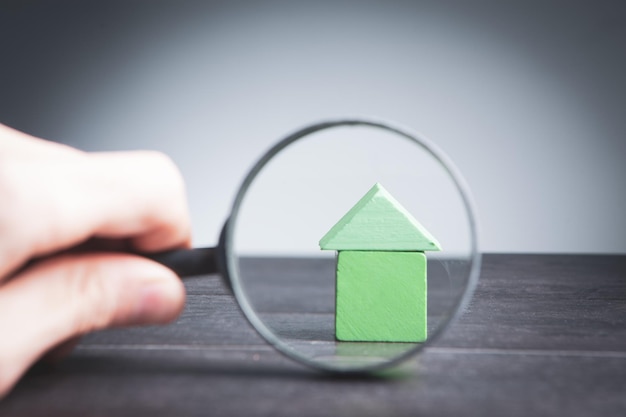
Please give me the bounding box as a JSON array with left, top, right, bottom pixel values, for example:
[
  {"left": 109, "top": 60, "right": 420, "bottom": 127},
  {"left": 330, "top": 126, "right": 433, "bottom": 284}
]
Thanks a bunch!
[{"left": 335, "top": 251, "right": 427, "bottom": 342}]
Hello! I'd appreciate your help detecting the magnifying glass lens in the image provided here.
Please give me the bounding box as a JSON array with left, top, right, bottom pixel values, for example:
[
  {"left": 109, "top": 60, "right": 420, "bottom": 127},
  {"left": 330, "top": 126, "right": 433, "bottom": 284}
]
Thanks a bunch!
[{"left": 228, "top": 121, "right": 478, "bottom": 372}]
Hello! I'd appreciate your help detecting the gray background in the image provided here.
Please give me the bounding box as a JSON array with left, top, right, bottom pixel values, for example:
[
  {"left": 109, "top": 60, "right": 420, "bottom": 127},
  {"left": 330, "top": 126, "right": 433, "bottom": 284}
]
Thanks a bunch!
[{"left": 1, "top": 0, "right": 625, "bottom": 254}]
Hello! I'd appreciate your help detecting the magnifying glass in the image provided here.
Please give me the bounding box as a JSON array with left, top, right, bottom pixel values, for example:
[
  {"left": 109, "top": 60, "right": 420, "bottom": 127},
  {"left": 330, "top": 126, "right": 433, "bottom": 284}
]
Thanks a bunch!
[{"left": 147, "top": 118, "right": 480, "bottom": 373}]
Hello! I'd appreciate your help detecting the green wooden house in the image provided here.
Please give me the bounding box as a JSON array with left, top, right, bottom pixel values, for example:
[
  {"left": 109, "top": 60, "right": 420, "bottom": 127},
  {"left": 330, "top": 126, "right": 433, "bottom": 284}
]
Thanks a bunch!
[{"left": 319, "top": 183, "right": 441, "bottom": 342}]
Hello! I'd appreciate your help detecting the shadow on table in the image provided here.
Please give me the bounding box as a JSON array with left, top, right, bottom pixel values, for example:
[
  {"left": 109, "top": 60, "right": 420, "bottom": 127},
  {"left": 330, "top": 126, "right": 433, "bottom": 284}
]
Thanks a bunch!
[{"left": 22, "top": 348, "right": 415, "bottom": 383}]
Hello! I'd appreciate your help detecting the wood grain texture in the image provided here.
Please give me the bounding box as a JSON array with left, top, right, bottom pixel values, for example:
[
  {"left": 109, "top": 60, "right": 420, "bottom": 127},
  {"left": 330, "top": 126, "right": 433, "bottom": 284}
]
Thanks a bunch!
[
  {"left": 336, "top": 251, "right": 427, "bottom": 342},
  {"left": 319, "top": 183, "right": 441, "bottom": 251},
  {"left": 1, "top": 254, "right": 625, "bottom": 417}
]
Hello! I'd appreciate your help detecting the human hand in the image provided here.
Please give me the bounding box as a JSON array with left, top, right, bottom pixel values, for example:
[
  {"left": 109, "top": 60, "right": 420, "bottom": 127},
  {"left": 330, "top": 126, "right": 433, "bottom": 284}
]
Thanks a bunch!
[{"left": 0, "top": 124, "right": 190, "bottom": 397}]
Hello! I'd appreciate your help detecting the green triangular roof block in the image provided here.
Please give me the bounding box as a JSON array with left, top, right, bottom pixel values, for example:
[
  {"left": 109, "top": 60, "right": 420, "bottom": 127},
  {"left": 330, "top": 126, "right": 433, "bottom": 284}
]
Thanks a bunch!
[{"left": 319, "top": 183, "right": 442, "bottom": 251}]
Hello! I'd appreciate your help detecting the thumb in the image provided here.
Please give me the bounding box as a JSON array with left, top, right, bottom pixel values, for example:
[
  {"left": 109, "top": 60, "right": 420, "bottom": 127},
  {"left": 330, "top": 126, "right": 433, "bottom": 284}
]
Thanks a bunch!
[{"left": 0, "top": 253, "right": 185, "bottom": 397}]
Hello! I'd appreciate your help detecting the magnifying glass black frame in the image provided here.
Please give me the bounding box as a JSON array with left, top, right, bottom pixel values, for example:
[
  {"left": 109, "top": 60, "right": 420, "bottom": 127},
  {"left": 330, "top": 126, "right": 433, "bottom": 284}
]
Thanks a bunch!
[{"left": 146, "top": 118, "right": 481, "bottom": 374}]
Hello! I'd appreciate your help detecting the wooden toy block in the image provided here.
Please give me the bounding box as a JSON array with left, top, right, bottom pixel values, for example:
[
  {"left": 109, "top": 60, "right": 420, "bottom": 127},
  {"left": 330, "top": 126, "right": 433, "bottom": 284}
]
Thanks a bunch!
[
  {"left": 335, "top": 251, "right": 427, "bottom": 342},
  {"left": 319, "top": 183, "right": 441, "bottom": 251},
  {"left": 319, "top": 182, "right": 440, "bottom": 343}
]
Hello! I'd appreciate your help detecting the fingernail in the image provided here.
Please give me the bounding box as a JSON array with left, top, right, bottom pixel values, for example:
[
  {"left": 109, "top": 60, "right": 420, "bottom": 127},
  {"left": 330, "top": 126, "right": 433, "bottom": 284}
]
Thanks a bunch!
[{"left": 130, "top": 278, "right": 184, "bottom": 325}]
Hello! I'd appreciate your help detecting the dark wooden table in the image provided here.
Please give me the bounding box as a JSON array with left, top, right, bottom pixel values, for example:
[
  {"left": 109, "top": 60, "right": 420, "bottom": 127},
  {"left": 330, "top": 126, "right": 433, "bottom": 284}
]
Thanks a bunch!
[{"left": 2, "top": 254, "right": 625, "bottom": 416}]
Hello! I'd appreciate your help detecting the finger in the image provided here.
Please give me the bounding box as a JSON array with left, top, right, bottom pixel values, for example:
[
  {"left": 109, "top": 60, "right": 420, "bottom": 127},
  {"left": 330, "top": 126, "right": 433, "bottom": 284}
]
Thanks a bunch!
[
  {"left": 82, "top": 152, "right": 192, "bottom": 251},
  {"left": 0, "top": 253, "right": 185, "bottom": 397},
  {"left": 0, "top": 148, "right": 191, "bottom": 280}
]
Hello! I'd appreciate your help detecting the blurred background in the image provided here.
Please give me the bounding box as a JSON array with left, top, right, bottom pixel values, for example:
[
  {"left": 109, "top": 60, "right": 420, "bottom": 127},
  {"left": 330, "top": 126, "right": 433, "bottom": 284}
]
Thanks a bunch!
[{"left": 1, "top": 0, "right": 625, "bottom": 254}]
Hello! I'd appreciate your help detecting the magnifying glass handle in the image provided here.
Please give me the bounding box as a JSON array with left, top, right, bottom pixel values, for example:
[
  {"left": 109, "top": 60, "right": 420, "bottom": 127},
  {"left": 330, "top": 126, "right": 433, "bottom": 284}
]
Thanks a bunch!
[
  {"left": 145, "top": 247, "right": 219, "bottom": 278},
  {"left": 19, "top": 246, "right": 221, "bottom": 281}
]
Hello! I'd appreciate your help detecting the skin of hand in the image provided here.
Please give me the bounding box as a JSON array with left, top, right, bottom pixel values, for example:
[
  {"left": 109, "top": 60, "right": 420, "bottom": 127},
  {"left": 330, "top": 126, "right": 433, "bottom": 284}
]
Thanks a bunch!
[{"left": 0, "top": 124, "right": 190, "bottom": 397}]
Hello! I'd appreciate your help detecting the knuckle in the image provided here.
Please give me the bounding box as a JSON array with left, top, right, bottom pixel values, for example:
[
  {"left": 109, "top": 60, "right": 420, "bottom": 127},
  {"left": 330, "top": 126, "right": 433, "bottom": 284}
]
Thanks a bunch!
[
  {"left": 144, "top": 151, "right": 185, "bottom": 188},
  {"left": 141, "top": 151, "right": 189, "bottom": 228},
  {"left": 141, "top": 150, "right": 177, "bottom": 172},
  {"left": 132, "top": 150, "right": 187, "bottom": 207}
]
